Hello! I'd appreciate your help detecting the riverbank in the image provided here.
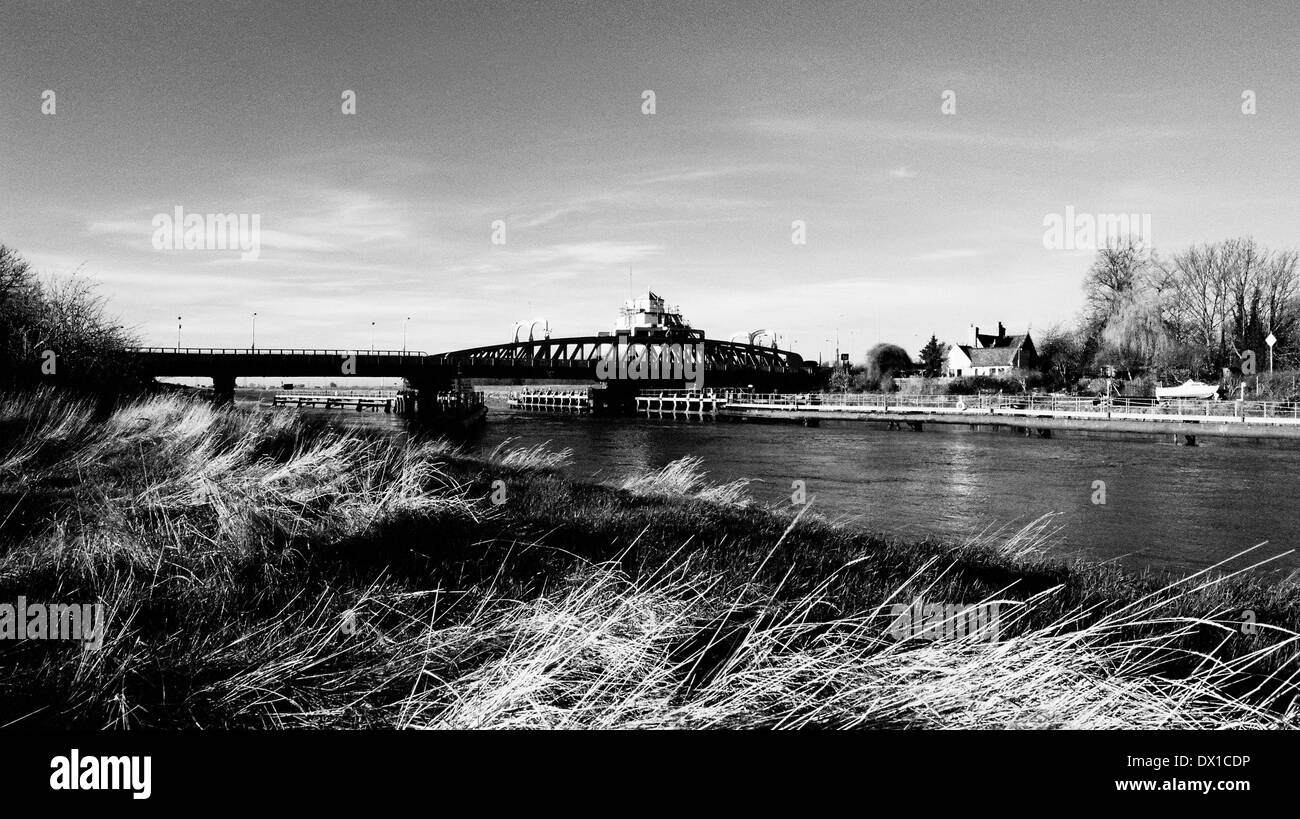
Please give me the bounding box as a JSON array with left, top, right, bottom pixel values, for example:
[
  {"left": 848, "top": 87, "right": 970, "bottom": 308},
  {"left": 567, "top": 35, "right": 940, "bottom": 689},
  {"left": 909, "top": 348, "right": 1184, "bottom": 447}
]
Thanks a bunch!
[{"left": 1, "top": 390, "right": 1297, "bottom": 728}]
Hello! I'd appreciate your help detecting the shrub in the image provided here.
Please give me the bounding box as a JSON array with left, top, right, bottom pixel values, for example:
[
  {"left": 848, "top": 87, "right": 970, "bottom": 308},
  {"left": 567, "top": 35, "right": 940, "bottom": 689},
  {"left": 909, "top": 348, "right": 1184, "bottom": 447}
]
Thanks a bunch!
[
  {"left": 947, "top": 376, "right": 1024, "bottom": 395},
  {"left": 1253, "top": 371, "right": 1300, "bottom": 402},
  {"left": 862, "top": 343, "right": 914, "bottom": 391}
]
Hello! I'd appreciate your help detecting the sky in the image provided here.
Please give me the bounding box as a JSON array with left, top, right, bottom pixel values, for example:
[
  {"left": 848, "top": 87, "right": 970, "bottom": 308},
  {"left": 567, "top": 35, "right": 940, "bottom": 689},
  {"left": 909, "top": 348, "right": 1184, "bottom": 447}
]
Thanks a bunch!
[{"left": 3, "top": 0, "right": 1299, "bottom": 364}]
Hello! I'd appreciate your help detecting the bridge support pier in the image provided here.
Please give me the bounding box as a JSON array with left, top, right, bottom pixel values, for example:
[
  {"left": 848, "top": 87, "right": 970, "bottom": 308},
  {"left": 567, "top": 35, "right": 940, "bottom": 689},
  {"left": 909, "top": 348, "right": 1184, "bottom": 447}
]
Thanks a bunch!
[
  {"left": 591, "top": 383, "right": 640, "bottom": 415},
  {"left": 212, "top": 374, "right": 236, "bottom": 406},
  {"left": 402, "top": 374, "right": 455, "bottom": 419}
]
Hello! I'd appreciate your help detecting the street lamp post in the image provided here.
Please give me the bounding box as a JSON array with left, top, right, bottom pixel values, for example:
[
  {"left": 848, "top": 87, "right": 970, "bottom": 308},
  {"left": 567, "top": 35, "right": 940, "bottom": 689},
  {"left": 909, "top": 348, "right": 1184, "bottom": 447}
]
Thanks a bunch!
[
  {"left": 403, "top": 316, "right": 411, "bottom": 353},
  {"left": 177, "top": 316, "right": 182, "bottom": 350},
  {"left": 836, "top": 313, "right": 845, "bottom": 363},
  {"left": 251, "top": 312, "right": 257, "bottom": 350},
  {"left": 370, "top": 321, "right": 376, "bottom": 352}
]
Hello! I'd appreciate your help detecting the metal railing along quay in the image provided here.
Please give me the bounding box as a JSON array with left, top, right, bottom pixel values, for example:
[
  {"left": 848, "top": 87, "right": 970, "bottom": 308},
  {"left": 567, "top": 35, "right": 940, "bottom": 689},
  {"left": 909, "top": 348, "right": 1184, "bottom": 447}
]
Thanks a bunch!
[{"left": 721, "top": 392, "right": 1300, "bottom": 426}]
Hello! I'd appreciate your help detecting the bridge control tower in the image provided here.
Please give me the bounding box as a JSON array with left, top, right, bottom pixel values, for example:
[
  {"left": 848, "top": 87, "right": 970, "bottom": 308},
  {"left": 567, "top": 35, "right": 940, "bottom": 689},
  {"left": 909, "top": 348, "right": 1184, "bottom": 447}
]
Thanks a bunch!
[{"left": 608, "top": 291, "right": 704, "bottom": 341}]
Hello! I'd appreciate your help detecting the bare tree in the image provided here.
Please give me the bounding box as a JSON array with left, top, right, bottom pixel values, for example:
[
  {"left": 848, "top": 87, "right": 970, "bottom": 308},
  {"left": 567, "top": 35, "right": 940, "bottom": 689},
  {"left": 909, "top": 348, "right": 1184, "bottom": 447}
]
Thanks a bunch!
[
  {"left": 1, "top": 245, "right": 140, "bottom": 390},
  {"left": 1157, "top": 238, "right": 1300, "bottom": 374}
]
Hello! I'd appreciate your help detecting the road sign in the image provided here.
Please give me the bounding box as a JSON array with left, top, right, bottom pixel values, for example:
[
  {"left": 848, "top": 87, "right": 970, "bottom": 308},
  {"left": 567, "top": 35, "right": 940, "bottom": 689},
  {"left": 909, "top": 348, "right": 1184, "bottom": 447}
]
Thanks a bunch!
[{"left": 1266, "top": 332, "right": 1277, "bottom": 347}]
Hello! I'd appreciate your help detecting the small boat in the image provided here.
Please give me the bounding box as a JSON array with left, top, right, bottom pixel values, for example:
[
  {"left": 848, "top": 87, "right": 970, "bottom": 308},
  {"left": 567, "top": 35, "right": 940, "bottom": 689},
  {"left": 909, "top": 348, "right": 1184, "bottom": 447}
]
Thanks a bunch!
[{"left": 1155, "top": 379, "right": 1218, "bottom": 400}]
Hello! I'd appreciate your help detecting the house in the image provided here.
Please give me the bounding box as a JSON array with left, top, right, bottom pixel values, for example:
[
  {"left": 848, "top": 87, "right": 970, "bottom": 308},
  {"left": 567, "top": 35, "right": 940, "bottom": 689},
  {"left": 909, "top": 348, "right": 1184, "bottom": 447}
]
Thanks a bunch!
[{"left": 946, "top": 322, "right": 1036, "bottom": 377}]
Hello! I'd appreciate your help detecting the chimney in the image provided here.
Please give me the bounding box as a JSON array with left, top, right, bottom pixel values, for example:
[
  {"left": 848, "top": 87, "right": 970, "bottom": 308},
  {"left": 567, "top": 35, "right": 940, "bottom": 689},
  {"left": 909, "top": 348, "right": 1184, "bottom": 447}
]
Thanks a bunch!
[
  {"left": 998, "top": 322, "right": 1005, "bottom": 339},
  {"left": 971, "top": 325, "right": 980, "bottom": 347}
]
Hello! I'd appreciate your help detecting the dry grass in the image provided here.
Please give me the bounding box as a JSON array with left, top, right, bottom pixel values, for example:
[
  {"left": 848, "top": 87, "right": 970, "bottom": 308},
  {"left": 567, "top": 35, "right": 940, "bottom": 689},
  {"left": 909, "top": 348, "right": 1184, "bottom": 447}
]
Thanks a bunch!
[
  {"left": 197, "top": 548, "right": 1300, "bottom": 730},
  {"left": 1, "top": 390, "right": 1298, "bottom": 729},
  {"left": 615, "top": 454, "right": 753, "bottom": 507},
  {"left": 488, "top": 437, "right": 574, "bottom": 472}
]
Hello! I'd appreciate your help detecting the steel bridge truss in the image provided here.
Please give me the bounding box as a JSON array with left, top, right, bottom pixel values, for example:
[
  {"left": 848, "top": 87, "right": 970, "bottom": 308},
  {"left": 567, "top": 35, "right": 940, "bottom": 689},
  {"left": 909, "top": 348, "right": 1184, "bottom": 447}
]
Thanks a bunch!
[{"left": 428, "top": 335, "right": 808, "bottom": 382}]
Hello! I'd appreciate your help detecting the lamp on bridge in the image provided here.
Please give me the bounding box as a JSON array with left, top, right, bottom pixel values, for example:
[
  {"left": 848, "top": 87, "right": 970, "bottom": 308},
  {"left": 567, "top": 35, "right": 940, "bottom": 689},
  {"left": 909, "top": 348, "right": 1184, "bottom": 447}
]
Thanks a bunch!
[
  {"left": 177, "top": 316, "right": 182, "bottom": 351},
  {"left": 251, "top": 312, "right": 257, "bottom": 350},
  {"left": 370, "top": 321, "right": 376, "bottom": 352},
  {"left": 403, "top": 316, "right": 411, "bottom": 353}
]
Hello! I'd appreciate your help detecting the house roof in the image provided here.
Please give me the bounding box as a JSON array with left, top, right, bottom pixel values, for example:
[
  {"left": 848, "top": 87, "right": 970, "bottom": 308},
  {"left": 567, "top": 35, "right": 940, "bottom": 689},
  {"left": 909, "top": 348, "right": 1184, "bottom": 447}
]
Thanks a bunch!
[
  {"left": 977, "top": 333, "right": 1030, "bottom": 350},
  {"left": 966, "top": 346, "right": 1020, "bottom": 367},
  {"left": 950, "top": 330, "right": 1035, "bottom": 370}
]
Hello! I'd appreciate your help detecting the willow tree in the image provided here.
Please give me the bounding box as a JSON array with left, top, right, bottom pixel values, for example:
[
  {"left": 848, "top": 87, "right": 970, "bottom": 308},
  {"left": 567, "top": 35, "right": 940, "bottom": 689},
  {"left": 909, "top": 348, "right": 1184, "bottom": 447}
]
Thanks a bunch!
[{"left": 1099, "top": 287, "right": 1174, "bottom": 378}]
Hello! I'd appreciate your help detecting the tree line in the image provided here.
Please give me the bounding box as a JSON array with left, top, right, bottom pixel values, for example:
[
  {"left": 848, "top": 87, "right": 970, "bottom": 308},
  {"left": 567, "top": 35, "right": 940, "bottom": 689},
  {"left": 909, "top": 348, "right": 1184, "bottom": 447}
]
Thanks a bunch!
[
  {"left": 834, "top": 236, "right": 1300, "bottom": 396},
  {"left": 0, "top": 244, "right": 142, "bottom": 394},
  {"left": 1037, "top": 236, "right": 1299, "bottom": 388}
]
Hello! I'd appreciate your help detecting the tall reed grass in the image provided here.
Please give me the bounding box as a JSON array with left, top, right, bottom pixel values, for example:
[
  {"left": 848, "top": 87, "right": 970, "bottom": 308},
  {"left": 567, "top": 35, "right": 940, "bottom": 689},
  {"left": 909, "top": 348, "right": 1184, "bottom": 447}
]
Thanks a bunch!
[{"left": 0, "top": 391, "right": 1296, "bottom": 729}]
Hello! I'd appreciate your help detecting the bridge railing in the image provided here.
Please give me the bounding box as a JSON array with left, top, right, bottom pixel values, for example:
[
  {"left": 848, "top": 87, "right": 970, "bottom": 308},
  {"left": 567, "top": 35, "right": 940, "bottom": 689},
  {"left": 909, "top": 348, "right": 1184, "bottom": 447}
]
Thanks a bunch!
[
  {"left": 436, "top": 355, "right": 596, "bottom": 366},
  {"left": 130, "top": 347, "right": 427, "bottom": 357}
]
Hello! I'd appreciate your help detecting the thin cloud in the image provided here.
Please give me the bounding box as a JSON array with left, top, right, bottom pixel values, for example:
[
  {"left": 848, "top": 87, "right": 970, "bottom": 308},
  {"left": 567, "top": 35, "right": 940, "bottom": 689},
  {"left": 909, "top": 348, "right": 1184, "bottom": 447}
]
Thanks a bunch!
[
  {"left": 744, "top": 116, "right": 1186, "bottom": 153},
  {"left": 915, "top": 248, "right": 983, "bottom": 261}
]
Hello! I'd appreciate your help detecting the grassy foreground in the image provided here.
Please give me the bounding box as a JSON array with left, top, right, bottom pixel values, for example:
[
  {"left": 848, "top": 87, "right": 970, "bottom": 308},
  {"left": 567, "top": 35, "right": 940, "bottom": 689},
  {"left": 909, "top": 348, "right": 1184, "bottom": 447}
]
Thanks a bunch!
[{"left": 1, "top": 390, "right": 1298, "bottom": 729}]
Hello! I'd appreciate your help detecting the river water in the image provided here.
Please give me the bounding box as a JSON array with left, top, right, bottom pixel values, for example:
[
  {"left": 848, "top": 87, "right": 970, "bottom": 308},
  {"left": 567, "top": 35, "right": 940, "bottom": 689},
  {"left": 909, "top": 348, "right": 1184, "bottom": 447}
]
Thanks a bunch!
[{"left": 297, "top": 400, "right": 1300, "bottom": 577}]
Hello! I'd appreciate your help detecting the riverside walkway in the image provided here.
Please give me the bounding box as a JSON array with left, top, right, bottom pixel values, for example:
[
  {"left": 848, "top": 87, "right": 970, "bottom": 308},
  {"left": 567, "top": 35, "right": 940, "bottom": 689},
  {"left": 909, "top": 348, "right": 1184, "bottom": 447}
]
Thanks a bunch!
[{"left": 655, "top": 391, "right": 1300, "bottom": 442}]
